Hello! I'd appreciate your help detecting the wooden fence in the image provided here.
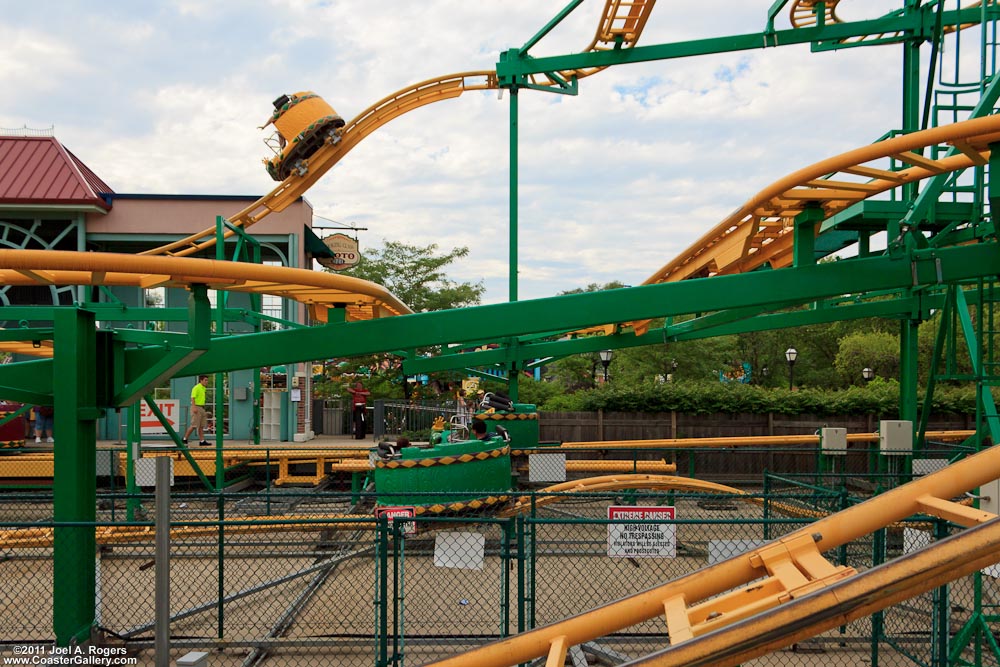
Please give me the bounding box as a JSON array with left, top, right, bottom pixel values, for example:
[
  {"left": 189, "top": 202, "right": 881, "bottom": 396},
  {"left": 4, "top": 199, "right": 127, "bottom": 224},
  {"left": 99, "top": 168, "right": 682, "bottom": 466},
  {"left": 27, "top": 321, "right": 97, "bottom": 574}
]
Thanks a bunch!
[
  {"left": 538, "top": 411, "right": 973, "bottom": 443},
  {"left": 537, "top": 411, "right": 975, "bottom": 481}
]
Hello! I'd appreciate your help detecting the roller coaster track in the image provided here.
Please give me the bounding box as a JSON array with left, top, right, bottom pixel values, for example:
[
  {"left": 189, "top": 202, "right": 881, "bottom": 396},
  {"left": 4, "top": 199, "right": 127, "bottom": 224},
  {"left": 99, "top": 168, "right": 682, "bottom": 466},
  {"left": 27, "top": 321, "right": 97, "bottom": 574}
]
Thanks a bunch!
[
  {"left": 789, "top": 0, "right": 983, "bottom": 43},
  {"left": 141, "top": 0, "right": 656, "bottom": 259},
  {"left": 0, "top": 249, "right": 412, "bottom": 330},
  {"left": 0, "top": 473, "right": 810, "bottom": 549},
  {"left": 424, "top": 440, "right": 1000, "bottom": 667},
  {"left": 609, "top": 112, "right": 1000, "bottom": 335}
]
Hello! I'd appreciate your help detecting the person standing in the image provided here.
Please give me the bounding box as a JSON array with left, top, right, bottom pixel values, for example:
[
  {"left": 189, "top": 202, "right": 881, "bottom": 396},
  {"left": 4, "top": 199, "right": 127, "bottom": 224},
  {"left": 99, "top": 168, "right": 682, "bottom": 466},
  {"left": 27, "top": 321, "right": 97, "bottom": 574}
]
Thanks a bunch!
[
  {"left": 346, "top": 381, "right": 371, "bottom": 439},
  {"left": 34, "top": 405, "right": 54, "bottom": 444},
  {"left": 182, "top": 375, "right": 211, "bottom": 446}
]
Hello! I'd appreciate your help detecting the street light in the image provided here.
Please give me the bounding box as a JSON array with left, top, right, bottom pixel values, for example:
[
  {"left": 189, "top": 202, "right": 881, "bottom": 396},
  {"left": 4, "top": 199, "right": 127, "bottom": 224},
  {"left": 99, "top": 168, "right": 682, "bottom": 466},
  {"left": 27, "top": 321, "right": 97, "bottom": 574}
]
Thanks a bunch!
[
  {"left": 785, "top": 347, "right": 798, "bottom": 391},
  {"left": 599, "top": 349, "right": 613, "bottom": 383},
  {"left": 862, "top": 367, "right": 874, "bottom": 382}
]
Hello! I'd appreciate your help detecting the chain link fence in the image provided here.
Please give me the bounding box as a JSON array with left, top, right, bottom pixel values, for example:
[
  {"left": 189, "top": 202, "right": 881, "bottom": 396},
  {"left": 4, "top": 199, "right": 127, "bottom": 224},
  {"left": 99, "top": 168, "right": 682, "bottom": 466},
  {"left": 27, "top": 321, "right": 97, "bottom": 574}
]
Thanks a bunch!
[{"left": 0, "top": 444, "right": 995, "bottom": 666}]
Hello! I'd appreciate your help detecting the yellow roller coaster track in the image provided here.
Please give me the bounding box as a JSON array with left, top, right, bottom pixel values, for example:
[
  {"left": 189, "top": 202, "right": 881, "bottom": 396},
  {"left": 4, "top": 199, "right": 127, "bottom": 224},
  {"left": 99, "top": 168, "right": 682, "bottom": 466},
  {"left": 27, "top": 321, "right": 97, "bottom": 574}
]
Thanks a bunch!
[
  {"left": 790, "top": 1, "right": 984, "bottom": 43},
  {"left": 0, "top": 250, "right": 413, "bottom": 344},
  {"left": 424, "top": 441, "right": 1000, "bottom": 667},
  {"left": 140, "top": 0, "right": 657, "bottom": 258},
  {"left": 0, "top": 469, "right": 964, "bottom": 549},
  {"left": 595, "top": 112, "right": 1000, "bottom": 335}
]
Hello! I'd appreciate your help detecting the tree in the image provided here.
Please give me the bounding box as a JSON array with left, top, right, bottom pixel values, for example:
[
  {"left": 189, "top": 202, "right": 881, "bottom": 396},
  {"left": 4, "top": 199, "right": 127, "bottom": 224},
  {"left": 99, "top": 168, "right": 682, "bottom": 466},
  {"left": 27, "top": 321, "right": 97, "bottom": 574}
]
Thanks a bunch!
[
  {"left": 542, "top": 282, "right": 629, "bottom": 389},
  {"left": 834, "top": 331, "right": 900, "bottom": 384},
  {"left": 342, "top": 240, "right": 484, "bottom": 312},
  {"left": 324, "top": 240, "right": 485, "bottom": 398}
]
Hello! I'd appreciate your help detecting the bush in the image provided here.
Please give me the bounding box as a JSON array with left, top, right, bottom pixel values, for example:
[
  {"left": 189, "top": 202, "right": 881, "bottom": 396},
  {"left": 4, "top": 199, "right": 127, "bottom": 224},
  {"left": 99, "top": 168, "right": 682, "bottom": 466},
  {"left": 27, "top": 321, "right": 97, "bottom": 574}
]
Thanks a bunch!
[{"left": 535, "top": 379, "right": 977, "bottom": 416}]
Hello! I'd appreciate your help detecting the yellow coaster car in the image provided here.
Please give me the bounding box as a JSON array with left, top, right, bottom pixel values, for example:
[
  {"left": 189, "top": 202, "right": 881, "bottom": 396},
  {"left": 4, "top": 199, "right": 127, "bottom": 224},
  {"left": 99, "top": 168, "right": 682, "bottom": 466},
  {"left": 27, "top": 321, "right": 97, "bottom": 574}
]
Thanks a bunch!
[{"left": 262, "top": 91, "right": 345, "bottom": 181}]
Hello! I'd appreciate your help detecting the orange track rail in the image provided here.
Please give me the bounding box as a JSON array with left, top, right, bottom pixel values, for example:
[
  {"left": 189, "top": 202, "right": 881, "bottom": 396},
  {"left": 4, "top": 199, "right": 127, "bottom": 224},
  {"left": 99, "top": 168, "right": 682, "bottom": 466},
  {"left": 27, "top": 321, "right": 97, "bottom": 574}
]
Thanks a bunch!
[{"left": 140, "top": 0, "right": 657, "bottom": 258}]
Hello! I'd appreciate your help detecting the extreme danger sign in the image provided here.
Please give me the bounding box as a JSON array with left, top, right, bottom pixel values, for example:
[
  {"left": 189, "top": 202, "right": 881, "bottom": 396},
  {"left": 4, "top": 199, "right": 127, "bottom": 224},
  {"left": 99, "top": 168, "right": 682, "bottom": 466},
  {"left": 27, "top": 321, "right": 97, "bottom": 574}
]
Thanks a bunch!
[{"left": 607, "top": 505, "right": 676, "bottom": 558}]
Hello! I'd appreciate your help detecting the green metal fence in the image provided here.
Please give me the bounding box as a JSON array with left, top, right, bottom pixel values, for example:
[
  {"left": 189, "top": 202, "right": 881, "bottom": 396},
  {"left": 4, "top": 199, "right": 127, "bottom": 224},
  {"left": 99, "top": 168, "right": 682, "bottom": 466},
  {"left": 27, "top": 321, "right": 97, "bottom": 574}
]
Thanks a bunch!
[{"left": 0, "top": 446, "right": 995, "bottom": 666}]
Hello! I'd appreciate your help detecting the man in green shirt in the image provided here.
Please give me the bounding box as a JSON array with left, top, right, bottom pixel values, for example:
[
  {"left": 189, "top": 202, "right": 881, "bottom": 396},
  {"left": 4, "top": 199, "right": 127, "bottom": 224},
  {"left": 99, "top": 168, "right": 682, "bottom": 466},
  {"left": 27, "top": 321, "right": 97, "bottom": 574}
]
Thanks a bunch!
[{"left": 182, "top": 375, "right": 211, "bottom": 446}]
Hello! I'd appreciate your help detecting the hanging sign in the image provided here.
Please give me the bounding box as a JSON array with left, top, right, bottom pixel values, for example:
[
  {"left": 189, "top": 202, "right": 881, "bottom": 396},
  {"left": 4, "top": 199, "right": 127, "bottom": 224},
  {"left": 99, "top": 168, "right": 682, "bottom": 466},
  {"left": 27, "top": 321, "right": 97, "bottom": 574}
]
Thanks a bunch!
[
  {"left": 607, "top": 505, "right": 676, "bottom": 558},
  {"left": 317, "top": 233, "right": 361, "bottom": 271}
]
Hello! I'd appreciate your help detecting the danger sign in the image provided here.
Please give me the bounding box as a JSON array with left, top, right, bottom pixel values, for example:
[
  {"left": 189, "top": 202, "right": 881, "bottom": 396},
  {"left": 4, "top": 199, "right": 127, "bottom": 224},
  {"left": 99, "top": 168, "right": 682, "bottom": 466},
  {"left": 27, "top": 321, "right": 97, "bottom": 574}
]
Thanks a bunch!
[
  {"left": 375, "top": 506, "right": 416, "bottom": 536},
  {"left": 607, "top": 505, "right": 676, "bottom": 558}
]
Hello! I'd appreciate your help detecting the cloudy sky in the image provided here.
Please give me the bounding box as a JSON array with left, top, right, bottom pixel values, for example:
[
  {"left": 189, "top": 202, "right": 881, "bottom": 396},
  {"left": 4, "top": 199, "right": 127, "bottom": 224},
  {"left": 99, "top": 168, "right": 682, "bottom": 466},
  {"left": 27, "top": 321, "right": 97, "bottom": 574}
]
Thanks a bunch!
[{"left": 1, "top": 1, "right": 938, "bottom": 303}]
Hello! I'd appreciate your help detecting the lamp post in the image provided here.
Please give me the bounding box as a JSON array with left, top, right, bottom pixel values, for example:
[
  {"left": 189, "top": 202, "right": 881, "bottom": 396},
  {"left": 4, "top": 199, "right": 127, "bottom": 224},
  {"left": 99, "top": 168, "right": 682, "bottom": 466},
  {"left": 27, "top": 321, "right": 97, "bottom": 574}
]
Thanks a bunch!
[
  {"left": 862, "top": 367, "right": 874, "bottom": 382},
  {"left": 785, "top": 347, "right": 798, "bottom": 391},
  {"left": 599, "top": 349, "right": 613, "bottom": 383}
]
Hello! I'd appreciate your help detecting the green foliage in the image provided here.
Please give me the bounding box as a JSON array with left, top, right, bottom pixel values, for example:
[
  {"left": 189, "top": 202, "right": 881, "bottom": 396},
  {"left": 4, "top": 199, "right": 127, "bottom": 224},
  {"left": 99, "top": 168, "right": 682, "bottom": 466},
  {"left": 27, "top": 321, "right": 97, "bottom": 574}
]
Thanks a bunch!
[
  {"left": 341, "top": 240, "right": 484, "bottom": 312},
  {"left": 537, "top": 378, "right": 976, "bottom": 417},
  {"left": 833, "top": 331, "right": 899, "bottom": 385},
  {"left": 514, "top": 377, "right": 564, "bottom": 408}
]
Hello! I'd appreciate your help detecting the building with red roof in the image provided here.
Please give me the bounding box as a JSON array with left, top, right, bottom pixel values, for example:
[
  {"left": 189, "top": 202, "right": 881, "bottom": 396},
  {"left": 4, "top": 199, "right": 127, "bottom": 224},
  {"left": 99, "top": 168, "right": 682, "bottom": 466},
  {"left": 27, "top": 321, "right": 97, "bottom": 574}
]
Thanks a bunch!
[{"left": 0, "top": 130, "right": 324, "bottom": 441}]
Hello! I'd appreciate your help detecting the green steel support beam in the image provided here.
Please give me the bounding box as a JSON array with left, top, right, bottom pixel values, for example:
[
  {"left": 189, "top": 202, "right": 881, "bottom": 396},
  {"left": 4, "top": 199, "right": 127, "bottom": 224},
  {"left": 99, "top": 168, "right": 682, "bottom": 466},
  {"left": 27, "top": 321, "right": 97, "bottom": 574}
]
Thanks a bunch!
[
  {"left": 110, "top": 286, "right": 211, "bottom": 406},
  {"left": 404, "top": 292, "right": 935, "bottom": 375},
  {"left": 111, "top": 346, "right": 202, "bottom": 407},
  {"left": 118, "top": 242, "right": 1000, "bottom": 381},
  {"left": 143, "top": 395, "right": 214, "bottom": 492},
  {"left": 955, "top": 286, "right": 1000, "bottom": 444},
  {"left": 495, "top": 8, "right": 988, "bottom": 86},
  {"left": 52, "top": 308, "right": 98, "bottom": 646},
  {"left": 0, "top": 244, "right": 993, "bottom": 398},
  {"left": 911, "top": 78, "right": 1000, "bottom": 236},
  {"left": 990, "top": 141, "right": 1000, "bottom": 215},
  {"left": 793, "top": 204, "right": 823, "bottom": 267},
  {"left": 0, "top": 327, "right": 52, "bottom": 342},
  {"left": 510, "top": 86, "right": 519, "bottom": 303},
  {"left": 521, "top": 0, "right": 585, "bottom": 52},
  {"left": 900, "top": 313, "right": 921, "bottom": 426}
]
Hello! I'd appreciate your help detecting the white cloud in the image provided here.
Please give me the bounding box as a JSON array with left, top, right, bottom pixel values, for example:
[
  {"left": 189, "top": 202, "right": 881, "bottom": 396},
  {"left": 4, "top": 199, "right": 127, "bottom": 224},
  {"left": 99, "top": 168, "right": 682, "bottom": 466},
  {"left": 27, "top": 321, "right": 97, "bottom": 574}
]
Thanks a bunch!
[{"left": 0, "top": 1, "right": 983, "bottom": 304}]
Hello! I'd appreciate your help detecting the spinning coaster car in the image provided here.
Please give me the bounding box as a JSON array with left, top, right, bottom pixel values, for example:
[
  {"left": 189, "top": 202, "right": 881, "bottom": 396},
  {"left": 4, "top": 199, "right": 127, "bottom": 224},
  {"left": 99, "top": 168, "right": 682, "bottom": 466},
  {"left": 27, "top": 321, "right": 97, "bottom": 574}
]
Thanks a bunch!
[{"left": 262, "top": 91, "right": 345, "bottom": 181}]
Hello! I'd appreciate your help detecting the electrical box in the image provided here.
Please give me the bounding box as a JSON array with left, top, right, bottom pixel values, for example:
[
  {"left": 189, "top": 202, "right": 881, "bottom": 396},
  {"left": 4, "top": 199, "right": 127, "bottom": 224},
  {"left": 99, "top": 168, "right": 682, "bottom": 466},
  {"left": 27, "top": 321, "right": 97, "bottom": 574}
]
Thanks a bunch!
[
  {"left": 879, "top": 420, "right": 913, "bottom": 455},
  {"left": 233, "top": 386, "right": 248, "bottom": 401},
  {"left": 291, "top": 376, "right": 299, "bottom": 388},
  {"left": 981, "top": 478, "right": 1000, "bottom": 516},
  {"left": 820, "top": 427, "right": 847, "bottom": 455}
]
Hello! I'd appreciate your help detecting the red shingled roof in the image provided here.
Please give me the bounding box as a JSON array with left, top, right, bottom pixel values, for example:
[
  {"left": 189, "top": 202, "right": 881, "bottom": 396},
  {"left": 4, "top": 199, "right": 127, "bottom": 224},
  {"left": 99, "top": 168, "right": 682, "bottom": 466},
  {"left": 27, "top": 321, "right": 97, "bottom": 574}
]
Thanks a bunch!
[{"left": 0, "top": 136, "right": 113, "bottom": 210}]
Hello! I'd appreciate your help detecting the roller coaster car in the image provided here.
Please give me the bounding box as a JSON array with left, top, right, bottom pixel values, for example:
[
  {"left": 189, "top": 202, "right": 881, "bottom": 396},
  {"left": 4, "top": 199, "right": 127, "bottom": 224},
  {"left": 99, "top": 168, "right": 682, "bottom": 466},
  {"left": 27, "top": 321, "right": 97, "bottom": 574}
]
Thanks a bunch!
[{"left": 262, "top": 91, "right": 345, "bottom": 181}]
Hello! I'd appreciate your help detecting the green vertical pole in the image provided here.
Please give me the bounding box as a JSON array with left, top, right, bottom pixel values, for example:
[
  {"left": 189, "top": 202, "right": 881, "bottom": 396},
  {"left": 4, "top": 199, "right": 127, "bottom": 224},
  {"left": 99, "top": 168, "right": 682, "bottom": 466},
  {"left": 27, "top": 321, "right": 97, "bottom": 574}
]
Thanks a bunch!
[
  {"left": 516, "top": 514, "right": 526, "bottom": 635},
  {"left": 214, "top": 217, "right": 225, "bottom": 485},
  {"left": 509, "top": 87, "right": 519, "bottom": 304},
  {"left": 52, "top": 307, "right": 98, "bottom": 646},
  {"left": 871, "top": 526, "right": 886, "bottom": 667},
  {"left": 500, "top": 519, "right": 513, "bottom": 637},
  {"left": 392, "top": 522, "right": 400, "bottom": 666},
  {"left": 900, "top": 317, "right": 919, "bottom": 481},
  {"left": 126, "top": 405, "right": 140, "bottom": 522},
  {"left": 377, "top": 516, "right": 389, "bottom": 667},
  {"left": 932, "top": 518, "right": 950, "bottom": 667},
  {"left": 529, "top": 495, "right": 537, "bottom": 631},
  {"left": 903, "top": 0, "right": 922, "bottom": 155},
  {"left": 762, "top": 473, "right": 771, "bottom": 541}
]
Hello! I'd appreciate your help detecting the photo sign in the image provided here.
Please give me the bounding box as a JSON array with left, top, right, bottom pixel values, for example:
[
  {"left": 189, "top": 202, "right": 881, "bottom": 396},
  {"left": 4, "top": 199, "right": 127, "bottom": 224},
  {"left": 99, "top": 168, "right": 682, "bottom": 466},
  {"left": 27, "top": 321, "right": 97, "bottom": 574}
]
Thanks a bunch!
[
  {"left": 317, "top": 233, "right": 360, "bottom": 271},
  {"left": 607, "top": 505, "right": 676, "bottom": 558}
]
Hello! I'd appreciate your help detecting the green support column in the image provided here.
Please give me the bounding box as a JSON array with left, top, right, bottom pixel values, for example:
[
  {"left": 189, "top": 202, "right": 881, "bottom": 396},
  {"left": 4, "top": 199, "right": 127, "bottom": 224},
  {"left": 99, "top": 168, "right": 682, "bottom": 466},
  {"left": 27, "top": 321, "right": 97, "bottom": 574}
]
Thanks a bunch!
[
  {"left": 900, "top": 316, "right": 920, "bottom": 426},
  {"left": 902, "top": 0, "right": 921, "bottom": 199},
  {"left": 793, "top": 203, "right": 823, "bottom": 268},
  {"left": 509, "top": 85, "right": 519, "bottom": 303},
  {"left": 52, "top": 308, "right": 99, "bottom": 646},
  {"left": 508, "top": 363, "right": 519, "bottom": 403}
]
